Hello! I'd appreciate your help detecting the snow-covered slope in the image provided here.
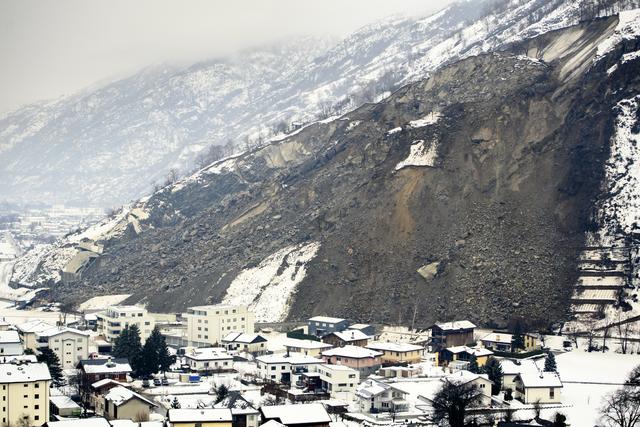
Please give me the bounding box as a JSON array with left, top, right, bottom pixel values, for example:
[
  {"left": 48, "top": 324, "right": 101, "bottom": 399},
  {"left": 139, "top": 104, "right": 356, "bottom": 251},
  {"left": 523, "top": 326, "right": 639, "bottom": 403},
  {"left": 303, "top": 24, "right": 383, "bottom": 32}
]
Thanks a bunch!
[{"left": 2, "top": 0, "right": 637, "bottom": 208}]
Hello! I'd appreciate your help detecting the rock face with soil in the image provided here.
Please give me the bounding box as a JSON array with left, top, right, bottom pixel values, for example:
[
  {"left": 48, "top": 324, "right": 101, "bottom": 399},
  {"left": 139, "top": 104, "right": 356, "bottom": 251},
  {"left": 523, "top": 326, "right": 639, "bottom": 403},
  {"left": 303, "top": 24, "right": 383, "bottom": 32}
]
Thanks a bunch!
[{"left": 53, "top": 16, "right": 640, "bottom": 328}]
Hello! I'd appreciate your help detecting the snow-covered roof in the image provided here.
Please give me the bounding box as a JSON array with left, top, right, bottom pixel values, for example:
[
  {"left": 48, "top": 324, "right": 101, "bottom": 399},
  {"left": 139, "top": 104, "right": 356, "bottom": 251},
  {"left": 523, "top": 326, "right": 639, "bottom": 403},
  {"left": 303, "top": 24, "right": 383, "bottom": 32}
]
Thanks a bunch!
[
  {"left": 434, "top": 320, "right": 477, "bottom": 331},
  {"left": 283, "top": 338, "right": 333, "bottom": 350},
  {"left": 80, "top": 358, "right": 132, "bottom": 374},
  {"left": 213, "top": 391, "right": 259, "bottom": 415},
  {"left": 50, "top": 395, "right": 81, "bottom": 409},
  {"left": 261, "top": 403, "right": 331, "bottom": 424},
  {"left": 0, "top": 330, "right": 20, "bottom": 344},
  {"left": 322, "top": 345, "right": 382, "bottom": 359},
  {"left": 356, "top": 379, "right": 390, "bottom": 398},
  {"left": 0, "top": 354, "right": 37, "bottom": 363},
  {"left": 319, "top": 363, "right": 357, "bottom": 372},
  {"left": 110, "top": 420, "right": 137, "bottom": 427},
  {"left": 105, "top": 385, "right": 156, "bottom": 407},
  {"left": 168, "top": 408, "right": 233, "bottom": 422},
  {"left": 222, "top": 332, "right": 266, "bottom": 344},
  {"left": 444, "top": 370, "right": 491, "bottom": 386},
  {"left": 367, "top": 342, "right": 424, "bottom": 352},
  {"left": 257, "top": 353, "right": 323, "bottom": 365},
  {"left": 91, "top": 378, "right": 129, "bottom": 389},
  {"left": 35, "top": 326, "right": 90, "bottom": 338},
  {"left": 0, "top": 362, "right": 51, "bottom": 383},
  {"left": 445, "top": 345, "right": 493, "bottom": 357},
  {"left": 480, "top": 332, "right": 513, "bottom": 343},
  {"left": 500, "top": 359, "right": 543, "bottom": 376},
  {"left": 329, "top": 329, "right": 370, "bottom": 342},
  {"left": 261, "top": 420, "right": 286, "bottom": 427},
  {"left": 184, "top": 347, "right": 233, "bottom": 361},
  {"left": 515, "top": 371, "right": 563, "bottom": 388},
  {"left": 308, "top": 316, "right": 346, "bottom": 324},
  {"left": 16, "top": 319, "right": 55, "bottom": 334},
  {"left": 349, "top": 323, "right": 371, "bottom": 330},
  {"left": 45, "top": 418, "right": 111, "bottom": 427}
]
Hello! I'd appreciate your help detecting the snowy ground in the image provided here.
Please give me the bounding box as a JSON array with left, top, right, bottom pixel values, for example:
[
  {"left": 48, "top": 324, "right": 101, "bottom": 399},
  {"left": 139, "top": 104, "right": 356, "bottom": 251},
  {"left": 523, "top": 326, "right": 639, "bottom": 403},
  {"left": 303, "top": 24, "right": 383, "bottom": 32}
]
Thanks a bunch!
[
  {"left": 78, "top": 294, "right": 132, "bottom": 312},
  {"left": 0, "top": 306, "right": 79, "bottom": 325}
]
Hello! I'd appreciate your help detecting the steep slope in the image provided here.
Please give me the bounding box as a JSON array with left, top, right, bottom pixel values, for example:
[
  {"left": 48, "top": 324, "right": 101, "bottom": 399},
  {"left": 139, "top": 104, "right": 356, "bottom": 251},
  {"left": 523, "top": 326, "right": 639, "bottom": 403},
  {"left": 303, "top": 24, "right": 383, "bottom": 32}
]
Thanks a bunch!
[
  {"left": 41, "top": 13, "right": 640, "bottom": 328},
  {"left": 2, "top": 0, "right": 635, "bottom": 207}
]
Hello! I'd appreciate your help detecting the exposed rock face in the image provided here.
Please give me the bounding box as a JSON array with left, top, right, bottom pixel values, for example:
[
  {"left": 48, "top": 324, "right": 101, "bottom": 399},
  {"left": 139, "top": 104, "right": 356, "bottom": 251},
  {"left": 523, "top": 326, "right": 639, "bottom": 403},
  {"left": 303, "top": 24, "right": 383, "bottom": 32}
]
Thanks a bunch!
[{"left": 51, "top": 16, "right": 640, "bottom": 328}]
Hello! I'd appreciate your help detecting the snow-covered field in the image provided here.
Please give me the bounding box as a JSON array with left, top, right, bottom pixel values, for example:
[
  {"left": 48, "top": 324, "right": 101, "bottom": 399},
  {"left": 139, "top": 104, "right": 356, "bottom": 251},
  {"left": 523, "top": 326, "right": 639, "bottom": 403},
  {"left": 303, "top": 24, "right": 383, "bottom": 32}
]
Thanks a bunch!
[{"left": 222, "top": 242, "right": 320, "bottom": 322}]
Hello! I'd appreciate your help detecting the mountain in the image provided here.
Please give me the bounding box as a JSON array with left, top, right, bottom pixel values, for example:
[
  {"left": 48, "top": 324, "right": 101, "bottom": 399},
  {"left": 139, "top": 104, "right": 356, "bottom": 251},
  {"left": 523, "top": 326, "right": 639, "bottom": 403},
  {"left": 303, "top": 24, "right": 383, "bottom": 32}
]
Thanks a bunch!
[
  {"left": 1, "top": 0, "right": 634, "bottom": 208},
  {"left": 18, "top": 7, "right": 640, "bottom": 329}
]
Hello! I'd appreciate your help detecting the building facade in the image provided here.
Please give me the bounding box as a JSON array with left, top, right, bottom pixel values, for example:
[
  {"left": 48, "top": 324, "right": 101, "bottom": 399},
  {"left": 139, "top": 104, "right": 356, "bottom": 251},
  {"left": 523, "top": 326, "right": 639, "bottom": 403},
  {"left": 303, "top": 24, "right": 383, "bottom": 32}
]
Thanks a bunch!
[
  {"left": 34, "top": 327, "right": 91, "bottom": 369},
  {"left": 307, "top": 317, "right": 350, "bottom": 338},
  {"left": 96, "top": 306, "right": 155, "bottom": 342},
  {"left": 0, "top": 362, "right": 51, "bottom": 427},
  {"left": 185, "top": 305, "right": 255, "bottom": 347}
]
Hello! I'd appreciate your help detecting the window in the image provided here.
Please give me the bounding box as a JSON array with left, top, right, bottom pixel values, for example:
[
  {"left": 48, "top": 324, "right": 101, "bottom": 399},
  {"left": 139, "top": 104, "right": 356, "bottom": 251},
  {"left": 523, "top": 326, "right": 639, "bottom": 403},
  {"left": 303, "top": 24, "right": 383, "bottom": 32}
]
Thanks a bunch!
[
  {"left": 35, "top": 394, "right": 39, "bottom": 399},
  {"left": 34, "top": 384, "right": 39, "bottom": 388},
  {"left": 78, "top": 347, "right": 83, "bottom": 351},
  {"left": 35, "top": 416, "right": 39, "bottom": 421},
  {"left": 550, "top": 388, "right": 555, "bottom": 399},
  {"left": 23, "top": 384, "right": 27, "bottom": 388},
  {"left": 271, "top": 366, "right": 276, "bottom": 370},
  {"left": 35, "top": 405, "right": 39, "bottom": 410}
]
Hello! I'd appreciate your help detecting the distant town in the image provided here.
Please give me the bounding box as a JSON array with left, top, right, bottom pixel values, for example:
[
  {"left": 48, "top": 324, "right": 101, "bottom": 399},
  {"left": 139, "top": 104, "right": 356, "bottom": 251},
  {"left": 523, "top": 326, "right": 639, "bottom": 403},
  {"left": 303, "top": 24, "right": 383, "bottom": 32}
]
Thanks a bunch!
[{"left": 0, "top": 297, "right": 635, "bottom": 427}]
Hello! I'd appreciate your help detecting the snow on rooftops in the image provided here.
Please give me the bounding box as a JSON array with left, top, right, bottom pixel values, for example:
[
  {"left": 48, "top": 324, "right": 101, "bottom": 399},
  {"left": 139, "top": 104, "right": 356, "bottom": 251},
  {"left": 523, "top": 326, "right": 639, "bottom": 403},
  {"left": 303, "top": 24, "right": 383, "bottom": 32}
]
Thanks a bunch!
[
  {"left": 50, "top": 395, "right": 81, "bottom": 410},
  {"left": 330, "top": 329, "right": 370, "bottom": 342},
  {"left": 500, "top": 358, "right": 543, "bottom": 376},
  {"left": 0, "top": 330, "right": 20, "bottom": 343},
  {"left": 222, "top": 332, "right": 266, "bottom": 343},
  {"left": 322, "top": 345, "right": 382, "bottom": 359},
  {"left": 480, "top": 332, "right": 513, "bottom": 343},
  {"left": 168, "top": 408, "right": 233, "bottom": 422},
  {"left": 0, "top": 362, "right": 51, "bottom": 383},
  {"left": 283, "top": 338, "right": 333, "bottom": 349},
  {"left": 105, "top": 385, "right": 156, "bottom": 407},
  {"left": 434, "top": 320, "right": 477, "bottom": 331},
  {"left": 516, "top": 371, "right": 563, "bottom": 388},
  {"left": 320, "top": 363, "right": 357, "bottom": 372},
  {"left": 446, "top": 346, "right": 493, "bottom": 357},
  {"left": 261, "top": 420, "right": 286, "bottom": 427},
  {"left": 261, "top": 403, "right": 331, "bottom": 424},
  {"left": 80, "top": 358, "right": 132, "bottom": 374},
  {"left": 91, "top": 378, "right": 130, "bottom": 389},
  {"left": 16, "top": 319, "right": 55, "bottom": 333},
  {"left": 36, "top": 326, "right": 90, "bottom": 338},
  {"left": 444, "top": 370, "right": 491, "bottom": 386},
  {"left": 308, "top": 316, "right": 346, "bottom": 323},
  {"left": 367, "top": 342, "right": 424, "bottom": 352},
  {"left": 256, "top": 353, "right": 323, "bottom": 365},
  {"left": 184, "top": 347, "right": 232, "bottom": 361},
  {"left": 45, "top": 418, "right": 111, "bottom": 427},
  {"left": 356, "top": 379, "right": 390, "bottom": 398}
]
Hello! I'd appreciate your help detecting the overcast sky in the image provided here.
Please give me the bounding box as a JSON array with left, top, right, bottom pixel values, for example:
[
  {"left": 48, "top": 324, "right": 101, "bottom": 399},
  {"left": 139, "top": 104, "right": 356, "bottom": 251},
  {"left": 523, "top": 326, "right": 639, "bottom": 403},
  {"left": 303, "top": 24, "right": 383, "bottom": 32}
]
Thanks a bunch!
[{"left": 0, "top": 0, "right": 453, "bottom": 114}]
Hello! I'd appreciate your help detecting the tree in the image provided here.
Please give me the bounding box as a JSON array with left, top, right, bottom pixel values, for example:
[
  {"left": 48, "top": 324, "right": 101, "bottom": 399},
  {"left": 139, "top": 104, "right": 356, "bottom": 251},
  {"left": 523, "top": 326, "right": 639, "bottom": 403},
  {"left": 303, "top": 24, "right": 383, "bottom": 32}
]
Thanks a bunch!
[
  {"left": 511, "top": 321, "right": 525, "bottom": 352},
  {"left": 482, "top": 357, "right": 503, "bottom": 395},
  {"left": 139, "top": 326, "right": 175, "bottom": 377},
  {"left": 553, "top": 412, "right": 568, "bottom": 427},
  {"left": 468, "top": 355, "right": 480, "bottom": 374},
  {"left": 113, "top": 325, "right": 143, "bottom": 373},
  {"left": 171, "top": 397, "right": 181, "bottom": 409},
  {"left": 544, "top": 351, "right": 557, "bottom": 372},
  {"left": 37, "top": 347, "right": 64, "bottom": 386},
  {"left": 600, "top": 388, "right": 640, "bottom": 427},
  {"left": 430, "top": 380, "right": 484, "bottom": 427},
  {"left": 215, "top": 383, "right": 229, "bottom": 404},
  {"left": 626, "top": 365, "right": 640, "bottom": 386}
]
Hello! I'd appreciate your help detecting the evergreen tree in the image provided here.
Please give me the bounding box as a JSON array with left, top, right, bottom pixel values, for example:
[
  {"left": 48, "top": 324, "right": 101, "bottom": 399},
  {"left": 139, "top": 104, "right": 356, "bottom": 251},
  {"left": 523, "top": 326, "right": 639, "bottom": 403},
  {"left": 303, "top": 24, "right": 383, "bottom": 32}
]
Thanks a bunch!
[
  {"left": 112, "top": 325, "right": 143, "bottom": 373},
  {"left": 468, "top": 355, "right": 480, "bottom": 374},
  {"left": 215, "top": 384, "right": 229, "bottom": 404},
  {"left": 37, "top": 347, "right": 65, "bottom": 386},
  {"left": 482, "top": 357, "right": 503, "bottom": 395},
  {"left": 171, "top": 397, "right": 181, "bottom": 409},
  {"left": 158, "top": 336, "right": 175, "bottom": 373},
  {"left": 544, "top": 351, "right": 557, "bottom": 372},
  {"left": 139, "top": 326, "right": 175, "bottom": 376},
  {"left": 511, "top": 321, "right": 525, "bottom": 352}
]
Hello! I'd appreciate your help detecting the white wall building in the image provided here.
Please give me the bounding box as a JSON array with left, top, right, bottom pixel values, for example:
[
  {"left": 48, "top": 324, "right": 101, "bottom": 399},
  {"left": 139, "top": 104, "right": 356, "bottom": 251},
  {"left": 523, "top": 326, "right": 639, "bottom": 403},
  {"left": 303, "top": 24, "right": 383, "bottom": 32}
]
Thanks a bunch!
[
  {"left": 256, "top": 353, "right": 323, "bottom": 384},
  {"left": 317, "top": 364, "right": 360, "bottom": 401},
  {"left": 34, "top": 327, "right": 91, "bottom": 369},
  {"left": 185, "top": 305, "right": 254, "bottom": 347},
  {"left": 97, "top": 306, "right": 155, "bottom": 342},
  {"left": 182, "top": 347, "right": 234, "bottom": 372},
  {"left": 0, "top": 331, "right": 23, "bottom": 356}
]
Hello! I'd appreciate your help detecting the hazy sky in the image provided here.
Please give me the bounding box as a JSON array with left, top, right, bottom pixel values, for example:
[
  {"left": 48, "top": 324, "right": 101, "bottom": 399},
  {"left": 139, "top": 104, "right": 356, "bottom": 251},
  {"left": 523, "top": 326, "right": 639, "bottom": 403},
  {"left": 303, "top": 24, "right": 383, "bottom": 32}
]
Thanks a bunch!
[{"left": 0, "top": 0, "right": 453, "bottom": 114}]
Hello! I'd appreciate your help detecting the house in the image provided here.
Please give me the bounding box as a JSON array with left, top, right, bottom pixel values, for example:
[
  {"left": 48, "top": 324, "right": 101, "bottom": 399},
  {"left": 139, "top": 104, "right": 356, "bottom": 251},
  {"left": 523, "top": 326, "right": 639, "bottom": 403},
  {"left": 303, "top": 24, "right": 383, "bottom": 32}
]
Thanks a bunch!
[
  {"left": 307, "top": 316, "right": 350, "bottom": 338},
  {"left": 418, "top": 371, "right": 493, "bottom": 409},
  {"left": 283, "top": 338, "right": 333, "bottom": 357},
  {"left": 0, "top": 330, "right": 23, "bottom": 356},
  {"left": 366, "top": 342, "right": 424, "bottom": 364},
  {"left": 96, "top": 305, "right": 156, "bottom": 342},
  {"left": 34, "top": 326, "right": 91, "bottom": 369},
  {"left": 317, "top": 364, "right": 360, "bottom": 400},
  {"left": 78, "top": 358, "right": 132, "bottom": 384},
  {"left": 321, "top": 345, "right": 382, "bottom": 377},
  {"left": 101, "top": 385, "right": 157, "bottom": 421},
  {"left": 183, "top": 347, "right": 234, "bottom": 373},
  {"left": 260, "top": 403, "right": 331, "bottom": 427},
  {"left": 214, "top": 391, "right": 260, "bottom": 427},
  {"left": 500, "top": 359, "right": 544, "bottom": 392},
  {"left": 321, "top": 329, "right": 370, "bottom": 348},
  {"left": 256, "top": 353, "right": 323, "bottom": 384},
  {"left": 481, "top": 332, "right": 541, "bottom": 353},
  {"left": 0, "top": 361, "right": 51, "bottom": 426},
  {"left": 438, "top": 346, "right": 493, "bottom": 367},
  {"left": 356, "top": 379, "right": 410, "bottom": 414},
  {"left": 49, "top": 394, "right": 82, "bottom": 417},
  {"left": 513, "top": 372, "right": 563, "bottom": 404},
  {"left": 168, "top": 408, "right": 233, "bottom": 427},
  {"left": 430, "top": 320, "right": 476, "bottom": 351},
  {"left": 185, "top": 304, "right": 255, "bottom": 347},
  {"left": 16, "top": 320, "right": 56, "bottom": 350},
  {"left": 222, "top": 333, "right": 267, "bottom": 355},
  {"left": 91, "top": 379, "right": 132, "bottom": 412},
  {"left": 347, "top": 324, "right": 376, "bottom": 337}
]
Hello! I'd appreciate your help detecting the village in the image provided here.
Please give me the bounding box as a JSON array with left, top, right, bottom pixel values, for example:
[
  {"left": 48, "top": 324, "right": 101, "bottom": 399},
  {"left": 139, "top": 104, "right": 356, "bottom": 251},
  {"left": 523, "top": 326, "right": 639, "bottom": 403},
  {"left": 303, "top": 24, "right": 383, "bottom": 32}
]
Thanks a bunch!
[{"left": 0, "top": 296, "right": 635, "bottom": 427}]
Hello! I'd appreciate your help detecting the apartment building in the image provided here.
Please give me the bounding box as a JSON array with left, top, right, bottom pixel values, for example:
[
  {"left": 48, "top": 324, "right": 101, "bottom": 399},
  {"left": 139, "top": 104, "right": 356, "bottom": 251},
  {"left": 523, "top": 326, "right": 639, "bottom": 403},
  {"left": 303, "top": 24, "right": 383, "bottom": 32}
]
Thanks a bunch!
[
  {"left": 185, "top": 305, "right": 254, "bottom": 346},
  {"left": 317, "top": 364, "right": 360, "bottom": 401},
  {"left": 96, "top": 306, "right": 155, "bottom": 342},
  {"left": 34, "top": 327, "right": 91, "bottom": 369},
  {"left": 0, "top": 331, "right": 23, "bottom": 357},
  {"left": 0, "top": 361, "right": 51, "bottom": 427}
]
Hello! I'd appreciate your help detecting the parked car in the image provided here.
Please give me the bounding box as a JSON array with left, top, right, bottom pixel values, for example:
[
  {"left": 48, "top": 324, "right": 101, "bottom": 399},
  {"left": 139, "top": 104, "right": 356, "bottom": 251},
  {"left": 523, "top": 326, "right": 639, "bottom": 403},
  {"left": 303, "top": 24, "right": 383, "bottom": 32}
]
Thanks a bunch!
[
  {"left": 153, "top": 378, "right": 161, "bottom": 386},
  {"left": 142, "top": 379, "right": 150, "bottom": 388},
  {"left": 161, "top": 378, "right": 169, "bottom": 386}
]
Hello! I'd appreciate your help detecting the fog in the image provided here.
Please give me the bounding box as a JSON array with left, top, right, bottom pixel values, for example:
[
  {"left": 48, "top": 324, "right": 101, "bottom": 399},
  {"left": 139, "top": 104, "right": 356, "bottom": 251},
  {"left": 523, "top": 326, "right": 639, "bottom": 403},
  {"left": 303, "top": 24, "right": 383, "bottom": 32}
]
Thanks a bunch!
[{"left": 0, "top": 0, "right": 454, "bottom": 114}]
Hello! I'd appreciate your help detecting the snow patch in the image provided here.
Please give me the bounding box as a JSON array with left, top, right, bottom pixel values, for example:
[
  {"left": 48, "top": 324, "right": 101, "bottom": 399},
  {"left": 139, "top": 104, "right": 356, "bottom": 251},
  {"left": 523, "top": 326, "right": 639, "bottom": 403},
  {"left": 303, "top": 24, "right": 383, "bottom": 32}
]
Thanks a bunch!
[
  {"left": 408, "top": 112, "right": 441, "bottom": 128},
  {"left": 395, "top": 139, "right": 438, "bottom": 170},
  {"left": 596, "top": 9, "right": 640, "bottom": 60},
  {"left": 222, "top": 242, "right": 321, "bottom": 322},
  {"left": 346, "top": 120, "right": 361, "bottom": 131},
  {"left": 387, "top": 127, "right": 402, "bottom": 135}
]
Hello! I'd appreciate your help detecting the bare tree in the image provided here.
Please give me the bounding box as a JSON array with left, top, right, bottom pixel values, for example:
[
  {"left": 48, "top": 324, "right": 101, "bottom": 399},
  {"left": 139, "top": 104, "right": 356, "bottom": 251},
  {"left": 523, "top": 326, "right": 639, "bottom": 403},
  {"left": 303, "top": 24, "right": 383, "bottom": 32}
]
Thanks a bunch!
[
  {"left": 617, "top": 321, "right": 634, "bottom": 354},
  {"left": 600, "top": 388, "right": 640, "bottom": 427},
  {"left": 164, "top": 168, "right": 179, "bottom": 186},
  {"left": 430, "top": 380, "right": 484, "bottom": 427}
]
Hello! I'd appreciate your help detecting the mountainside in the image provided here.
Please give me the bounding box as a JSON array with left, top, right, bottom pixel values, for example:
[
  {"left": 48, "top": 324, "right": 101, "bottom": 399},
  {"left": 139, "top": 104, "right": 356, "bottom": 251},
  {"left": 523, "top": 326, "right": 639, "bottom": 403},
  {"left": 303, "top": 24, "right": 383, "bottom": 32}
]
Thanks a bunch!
[
  {"left": 1, "top": 0, "right": 634, "bottom": 207},
  {"left": 31, "top": 11, "right": 640, "bottom": 328}
]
